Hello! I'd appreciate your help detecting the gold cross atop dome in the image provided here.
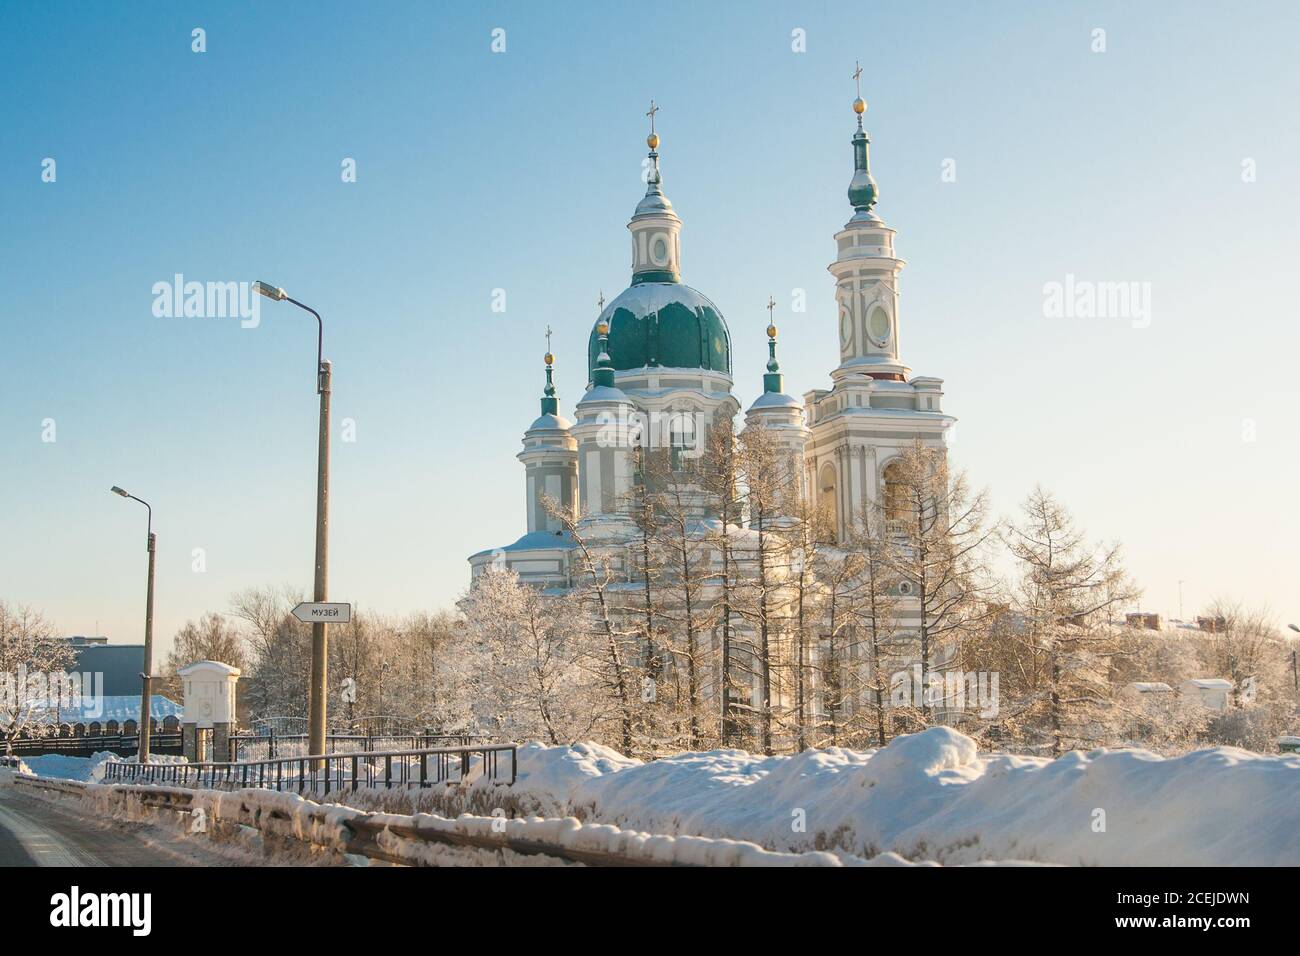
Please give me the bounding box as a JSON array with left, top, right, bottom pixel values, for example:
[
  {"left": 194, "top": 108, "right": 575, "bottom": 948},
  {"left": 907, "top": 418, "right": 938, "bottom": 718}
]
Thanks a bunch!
[
  {"left": 646, "top": 100, "right": 660, "bottom": 149},
  {"left": 852, "top": 61, "right": 866, "bottom": 116}
]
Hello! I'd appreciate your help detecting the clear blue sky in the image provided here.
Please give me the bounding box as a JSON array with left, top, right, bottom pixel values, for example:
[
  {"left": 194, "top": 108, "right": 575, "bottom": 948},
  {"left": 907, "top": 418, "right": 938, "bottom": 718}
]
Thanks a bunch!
[{"left": 3, "top": 0, "right": 1297, "bottom": 655}]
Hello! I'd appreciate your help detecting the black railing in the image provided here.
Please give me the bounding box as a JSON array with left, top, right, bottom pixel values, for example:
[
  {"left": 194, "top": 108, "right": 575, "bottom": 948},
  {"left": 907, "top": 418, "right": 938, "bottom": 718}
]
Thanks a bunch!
[
  {"left": 5, "top": 732, "right": 183, "bottom": 757},
  {"left": 227, "top": 732, "right": 492, "bottom": 762},
  {"left": 102, "top": 743, "right": 517, "bottom": 794}
]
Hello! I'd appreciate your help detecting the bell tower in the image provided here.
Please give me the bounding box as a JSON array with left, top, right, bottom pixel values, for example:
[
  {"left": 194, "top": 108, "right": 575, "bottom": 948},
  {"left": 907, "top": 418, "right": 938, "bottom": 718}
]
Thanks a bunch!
[
  {"left": 829, "top": 65, "right": 909, "bottom": 384},
  {"left": 804, "top": 69, "right": 955, "bottom": 544}
]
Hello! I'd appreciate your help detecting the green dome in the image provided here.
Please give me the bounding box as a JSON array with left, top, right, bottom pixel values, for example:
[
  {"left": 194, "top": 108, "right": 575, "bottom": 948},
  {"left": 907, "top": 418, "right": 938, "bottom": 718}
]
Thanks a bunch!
[{"left": 587, "top": 282, "right": 731, "bottom": 378}]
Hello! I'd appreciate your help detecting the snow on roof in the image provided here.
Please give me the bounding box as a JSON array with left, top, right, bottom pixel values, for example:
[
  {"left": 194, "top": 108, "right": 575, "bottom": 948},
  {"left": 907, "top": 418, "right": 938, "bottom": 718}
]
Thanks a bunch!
[
  {"left": 747, "top": 391, "right": 801, "bottom": 412},
  {"left": 27, "top": 695, "right": 182, "bottom": 724},
  {"left": 502, "top": 530, "right": 574, "bottom": 552},
  {"left": 1183, "top": 678, "right": 1234, "bottom": 690},
  {"left": 576, "top": 384, "right": 631, "bottom": 405},
  {"left": 178, "top": 660, "right": 240, "bottom": 677},
  {"left": 1125, "top": 682, "right": 1174, "bottom": 694},
  {"left": 526, "top": 412, "right": 573, "bottom": 432}
]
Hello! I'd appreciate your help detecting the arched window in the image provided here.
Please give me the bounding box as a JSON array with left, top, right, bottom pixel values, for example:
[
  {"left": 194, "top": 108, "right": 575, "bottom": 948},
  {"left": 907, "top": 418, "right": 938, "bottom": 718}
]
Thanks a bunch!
[
  {"left": 883, "top": 460, "right": 909, "bottom": 530},
  {"left": 666, "top": 409, "right": 697, "bottom": 472}
]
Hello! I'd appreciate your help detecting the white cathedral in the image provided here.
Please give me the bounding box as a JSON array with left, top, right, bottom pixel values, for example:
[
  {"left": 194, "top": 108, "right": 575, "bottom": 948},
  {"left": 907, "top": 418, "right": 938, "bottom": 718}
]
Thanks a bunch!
[{"left": 468, "top": 89, "right": 957, "bottom": 720}]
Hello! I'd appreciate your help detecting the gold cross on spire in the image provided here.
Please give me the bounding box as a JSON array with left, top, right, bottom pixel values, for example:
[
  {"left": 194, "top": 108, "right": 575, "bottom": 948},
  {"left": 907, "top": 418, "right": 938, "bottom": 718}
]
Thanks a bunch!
[
  {"left": 646, "top": 100, "right": 659, "bottom": 136},
  {"left": 597, "top": 290, "right": 605, "bottom": 312},
  {"left": 545, "top": 324, "right": 553, "bottom": 353},
  {"left": 766, "top": 296, "right": 776, "bottom": 320},
  {"left": 852, "top": 61, "right": 863, "bottom": 98}
]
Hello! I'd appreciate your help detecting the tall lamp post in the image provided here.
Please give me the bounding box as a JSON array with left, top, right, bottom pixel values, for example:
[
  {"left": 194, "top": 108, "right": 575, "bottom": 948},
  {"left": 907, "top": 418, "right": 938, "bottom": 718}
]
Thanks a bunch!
[
  {"left": 253, "top": 280, "right": 331, "bottom": 761},
  {"left": 111, "top": 485, "right": 156, "bottom": 763}
]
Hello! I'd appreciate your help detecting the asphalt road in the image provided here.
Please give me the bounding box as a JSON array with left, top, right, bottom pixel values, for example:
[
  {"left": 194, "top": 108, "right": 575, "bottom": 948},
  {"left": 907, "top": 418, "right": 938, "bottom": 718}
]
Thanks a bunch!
[{"left": 0, "top": 786, "right": 188, "bottom": 866}]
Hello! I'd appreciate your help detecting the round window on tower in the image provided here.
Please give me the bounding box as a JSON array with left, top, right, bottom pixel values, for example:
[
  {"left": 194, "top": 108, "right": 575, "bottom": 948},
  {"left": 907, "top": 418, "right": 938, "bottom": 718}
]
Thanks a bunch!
[
  {"left": 651, "top": 234, "right": 670, "bottom": 267},
  {"left": 867, "top": 305, "right": 891, "bottom": 346}
]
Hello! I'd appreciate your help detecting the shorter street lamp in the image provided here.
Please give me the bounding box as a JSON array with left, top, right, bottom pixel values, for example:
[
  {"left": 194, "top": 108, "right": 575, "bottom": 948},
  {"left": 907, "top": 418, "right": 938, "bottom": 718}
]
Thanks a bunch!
[{"left": 111, "top": 485, "right": 157, "bottom": 763}]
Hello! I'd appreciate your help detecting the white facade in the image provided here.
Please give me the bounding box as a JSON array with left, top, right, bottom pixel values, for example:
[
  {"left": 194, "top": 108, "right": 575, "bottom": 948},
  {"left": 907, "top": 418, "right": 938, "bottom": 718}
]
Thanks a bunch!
[
  {"left": 179, "top": 660, "right": 240, "bottom": 728},
  {"left": 470, "top": 98, "right": 956, "bottom": 584}
]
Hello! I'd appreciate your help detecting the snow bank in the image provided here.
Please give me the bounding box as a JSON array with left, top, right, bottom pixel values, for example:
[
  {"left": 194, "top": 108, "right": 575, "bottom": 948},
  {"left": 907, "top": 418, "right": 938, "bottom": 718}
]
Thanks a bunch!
[
  {"left": 472, "top": 728, "right": 1300, "bottom": 865},
  {"left": 21, "top": 751, "right": 188, "bottom": 783},
  {"left": 0, "top": 757, "right": 34, "bottom": 782}
]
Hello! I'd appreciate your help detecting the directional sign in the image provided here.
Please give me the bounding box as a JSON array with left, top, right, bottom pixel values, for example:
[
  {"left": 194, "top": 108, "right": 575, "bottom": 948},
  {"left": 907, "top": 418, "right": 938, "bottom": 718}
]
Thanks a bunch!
[{"left": 292, "top": 602, "right": 352, "bottom": 624}]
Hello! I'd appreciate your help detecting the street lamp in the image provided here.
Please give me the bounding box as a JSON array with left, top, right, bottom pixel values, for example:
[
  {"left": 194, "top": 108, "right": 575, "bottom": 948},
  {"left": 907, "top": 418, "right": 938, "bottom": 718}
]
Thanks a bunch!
[
  {"left": 111, "top": 485, "right": 156, "bottom": 763},
  {"left": 254, "top": 280, "right": 332, "bottom": 761}
]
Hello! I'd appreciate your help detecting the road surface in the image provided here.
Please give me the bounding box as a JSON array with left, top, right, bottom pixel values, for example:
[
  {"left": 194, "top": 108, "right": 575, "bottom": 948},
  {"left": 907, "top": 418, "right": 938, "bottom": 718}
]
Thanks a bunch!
[{"left": 0, "top": 785, "right": 190, "bottom": 866}]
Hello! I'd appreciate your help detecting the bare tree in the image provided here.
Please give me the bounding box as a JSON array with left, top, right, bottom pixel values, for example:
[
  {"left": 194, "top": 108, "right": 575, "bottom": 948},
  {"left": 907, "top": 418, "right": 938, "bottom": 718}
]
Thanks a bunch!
[
  {"left": 845, "top": 509, "right": 903, "bottom": 747},
  {"left": 640, "top": 444, "right": 714, "bottom": 750},
  {"left": 160, "top": 612, "right": 247, "bottom": 700},
  {"left": 0, "top": 601, "right": 75, "bottom": 747},
  {"left": 544, "top": 496, "right": 643, "bottom": 756},
  {"left": 702, "top": 423, "right": 743, "bottom": 746},
  {"left": 1001, "top": 486, "right": 1136, "bottom": 755},
  {"left": 460, "top": 566, "right": 595, "bottom": 744},
  {"left": 1198, "top": 600, "right": 1282, "bottom": 708},
  {"left": 230, "top": 585, "right": 308, "bottom": 722},
  {"left": 884, "top": 440, "right": 996, "bottom": 722}
]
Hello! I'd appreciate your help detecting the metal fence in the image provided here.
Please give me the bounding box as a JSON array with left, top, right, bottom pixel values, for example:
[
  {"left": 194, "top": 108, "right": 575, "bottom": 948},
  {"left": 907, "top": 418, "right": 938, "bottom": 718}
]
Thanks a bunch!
[
  {"left": 5, "top": 732, "right": 183, "bottom": 758},
  {"left": 102, "top": 742, "right": 516, "bottom": 794},
  {"left": 227, "top": 732, "right": 491, "bottom": 762}
]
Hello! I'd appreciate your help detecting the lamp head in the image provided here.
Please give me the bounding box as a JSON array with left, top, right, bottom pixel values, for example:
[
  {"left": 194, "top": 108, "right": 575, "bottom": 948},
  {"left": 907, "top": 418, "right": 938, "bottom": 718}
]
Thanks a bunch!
[
  {"left": 111, "top": 486, "right": 129, "bottom": 497},
  {"left": 252, "top": 280, "right": 287, "bottom": 301}
]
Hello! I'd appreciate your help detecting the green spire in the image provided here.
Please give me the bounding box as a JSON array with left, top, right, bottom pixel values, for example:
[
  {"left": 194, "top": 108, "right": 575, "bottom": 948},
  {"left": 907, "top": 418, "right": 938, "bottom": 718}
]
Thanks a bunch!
[
  {"left": 540, "top": 325, "right": 558, "bottom": 415},
  {"left": 848, "top": 62, "right": 880, "bottom": 220},
  {"left": 763, "top": 297, "right": 783, "bottom": 393},
  {"left": 592, "top": 295, "right": 616, "bottom": 388}
]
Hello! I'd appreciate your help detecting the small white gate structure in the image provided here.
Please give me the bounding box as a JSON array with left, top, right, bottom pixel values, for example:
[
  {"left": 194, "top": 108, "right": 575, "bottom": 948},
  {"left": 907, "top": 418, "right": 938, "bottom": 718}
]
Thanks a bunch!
[{"left": 179, "top": 660, "right": 240, "bottom": 762}]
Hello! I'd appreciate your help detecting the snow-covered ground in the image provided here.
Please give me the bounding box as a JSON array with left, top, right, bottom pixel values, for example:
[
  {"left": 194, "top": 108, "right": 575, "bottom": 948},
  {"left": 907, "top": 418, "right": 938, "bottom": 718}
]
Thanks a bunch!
[
  {"left": 21, "top": 751, "right": 187, "bottom": 783},
  {"left": 437, "top": 727, "right": 1299, "bottom": 865},
  {"left": 21, "top": 727, "right": 1300, "bottom": 865}
]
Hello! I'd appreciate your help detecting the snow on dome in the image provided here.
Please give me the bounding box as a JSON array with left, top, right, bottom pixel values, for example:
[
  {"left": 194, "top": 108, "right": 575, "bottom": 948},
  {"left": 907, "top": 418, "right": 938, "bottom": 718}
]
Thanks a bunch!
[
  {"left": 526, "top": 412, "right": 573, "bottom": 432},
  {"left": 747, "top": 390, "right": 801, "bottom": 412},
  {"left": 576, "top": 383, "right": 632, "bottom": 406},
  {"left": 588, "top": 282, "right": 731, "bottom": 377}
]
